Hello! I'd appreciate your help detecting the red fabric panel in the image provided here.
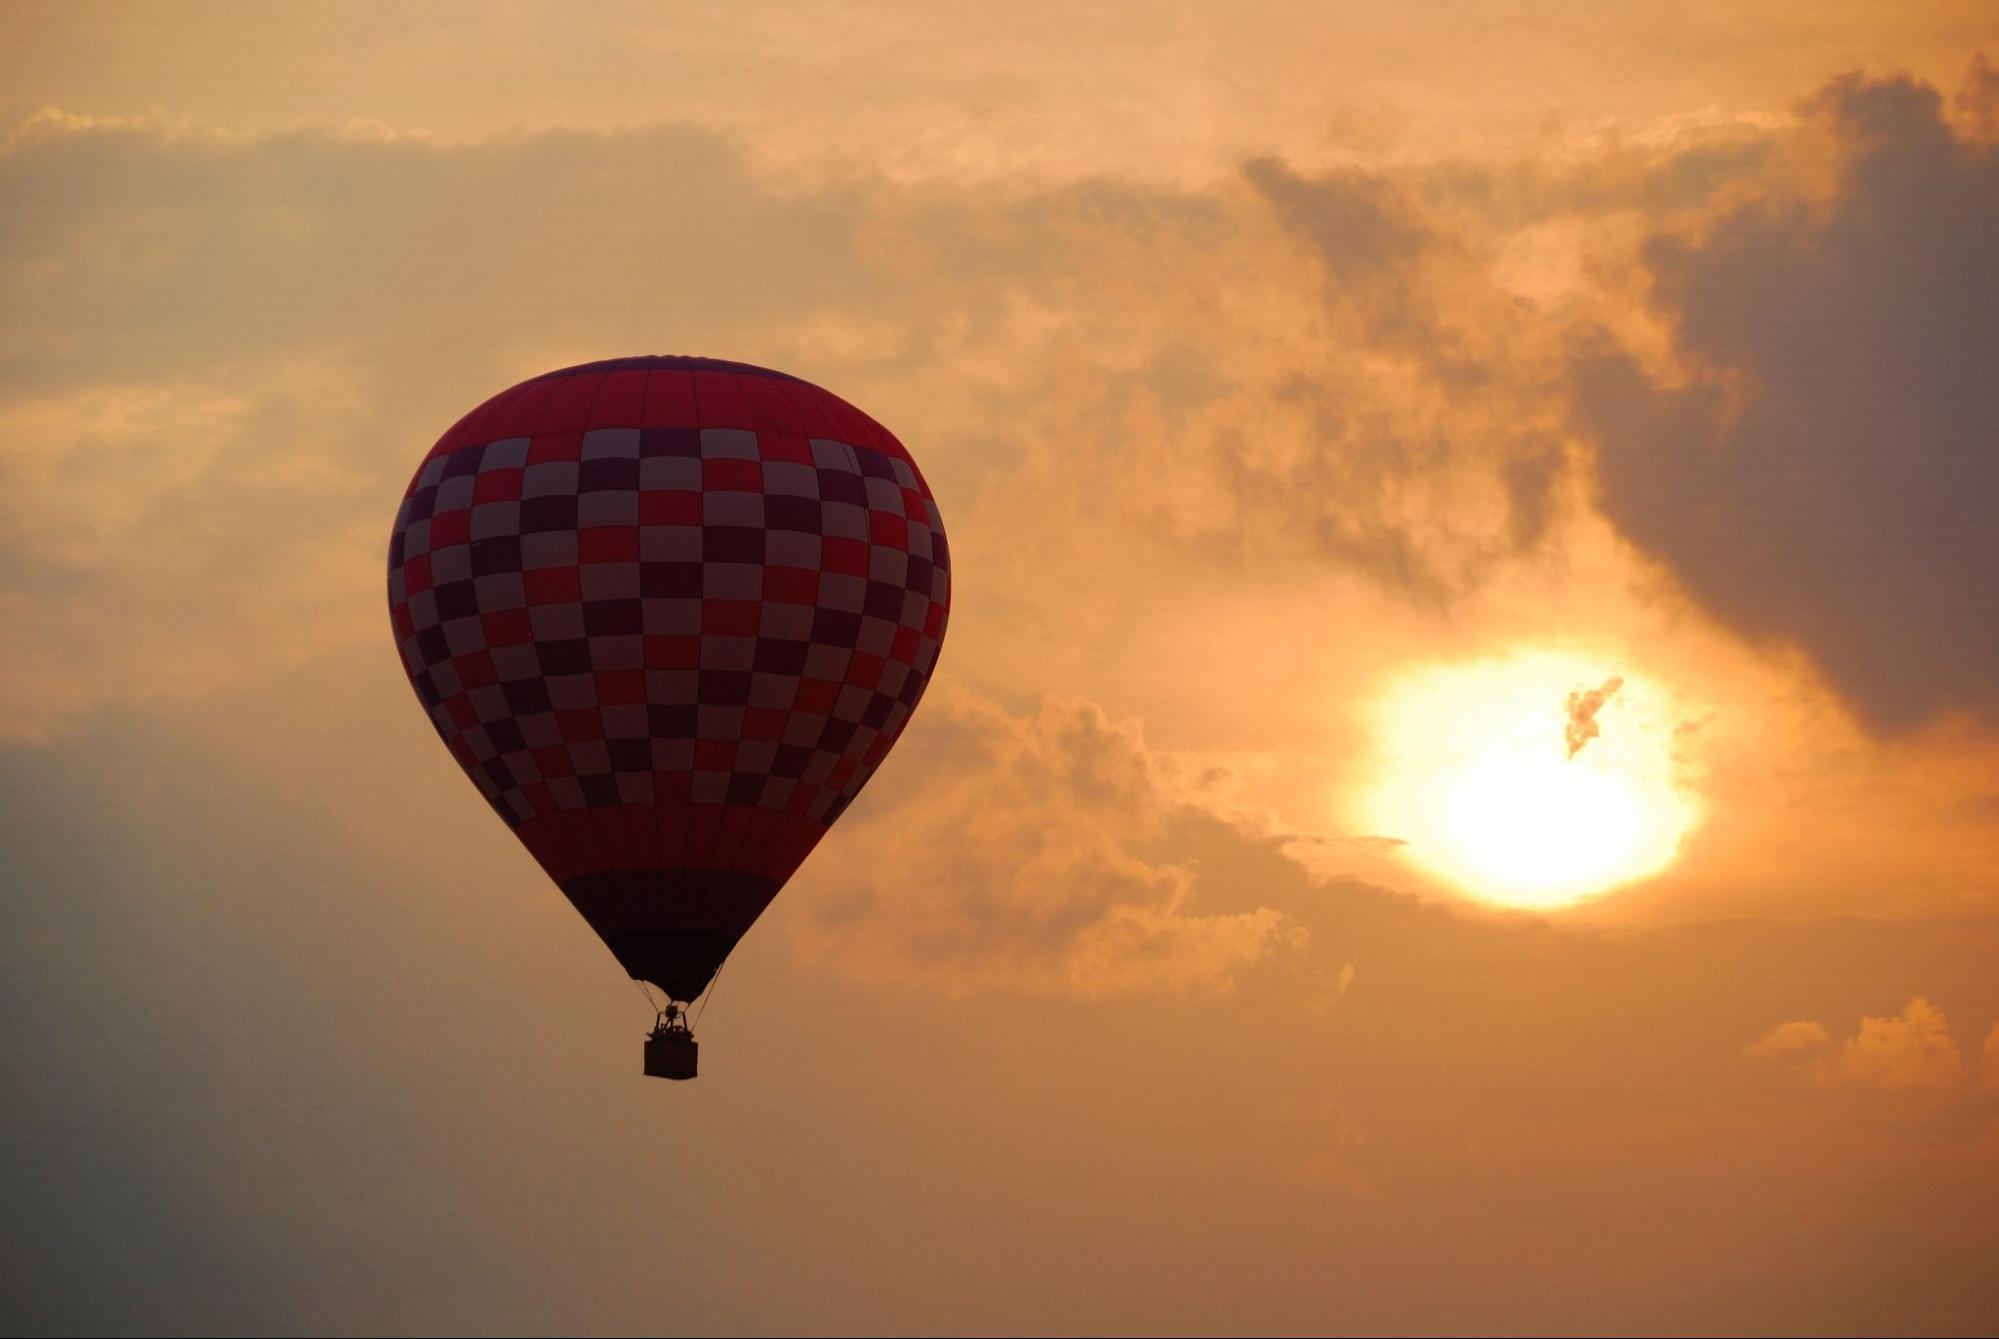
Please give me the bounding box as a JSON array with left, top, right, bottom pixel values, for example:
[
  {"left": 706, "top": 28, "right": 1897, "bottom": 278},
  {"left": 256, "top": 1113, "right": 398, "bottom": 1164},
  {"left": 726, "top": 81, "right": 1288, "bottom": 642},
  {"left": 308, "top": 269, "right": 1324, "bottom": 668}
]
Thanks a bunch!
[
  {"left": 586, "top": 369, "right": 648, "bottom": 429},
  {"left": 641, "top": 368, "right": 700, "bottom": 428}
]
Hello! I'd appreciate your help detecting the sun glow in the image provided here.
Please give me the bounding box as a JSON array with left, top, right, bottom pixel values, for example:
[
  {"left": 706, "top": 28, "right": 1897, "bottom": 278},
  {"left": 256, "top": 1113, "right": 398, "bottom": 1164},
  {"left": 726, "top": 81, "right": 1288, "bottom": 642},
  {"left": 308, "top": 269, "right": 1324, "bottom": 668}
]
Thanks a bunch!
[{"left": 1355, "top": 651, "right": 1706, "bottom": 909}]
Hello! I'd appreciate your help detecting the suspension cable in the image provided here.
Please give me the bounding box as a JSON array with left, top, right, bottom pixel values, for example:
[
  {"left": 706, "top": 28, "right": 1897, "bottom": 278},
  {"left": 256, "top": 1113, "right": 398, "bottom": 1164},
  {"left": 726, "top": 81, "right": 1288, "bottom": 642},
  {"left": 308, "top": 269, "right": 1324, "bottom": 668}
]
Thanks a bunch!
[
  {"left": 692, "top": 960, "right": 729, "bottom": 1031},
  {"left": 632, "top": 978, "right": 664, "bottom": 1026}
]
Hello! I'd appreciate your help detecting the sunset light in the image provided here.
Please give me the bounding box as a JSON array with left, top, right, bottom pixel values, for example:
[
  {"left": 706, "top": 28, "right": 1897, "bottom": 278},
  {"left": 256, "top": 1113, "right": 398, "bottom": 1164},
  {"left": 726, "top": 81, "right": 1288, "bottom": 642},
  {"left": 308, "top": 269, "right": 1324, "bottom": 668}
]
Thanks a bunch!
[
  {"left": 1357, "top": 652, "right": 1706, "bottom": 907},
  {"left": 7, "top": 2, "right": 1998, "bottom": 1332}
]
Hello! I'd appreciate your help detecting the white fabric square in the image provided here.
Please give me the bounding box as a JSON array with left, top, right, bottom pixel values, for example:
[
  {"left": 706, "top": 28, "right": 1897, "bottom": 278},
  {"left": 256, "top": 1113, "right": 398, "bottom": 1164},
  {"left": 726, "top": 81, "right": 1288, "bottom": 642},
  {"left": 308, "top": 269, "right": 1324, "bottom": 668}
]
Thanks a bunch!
[
  {"left": 748, "top": 672, "right": 797, "bottom": 708},
  {"left": 700, "top": 427, "right": 760, "bottom": 459},
  {"left": 482, "top": 437, "right": 531, "bottom": 468},
  {"left": 765, "top": 530, "right": 820, "bottom": 570},
  {"left": 733, "top": 740, "right": 777, "bottom": 774},
  {"left": 809, "top": 438, "right": 855, "bottom": 469},
  {"left": 529, "top": 603, "right": 585, "bottom": 640},
  {"left": 639, "top": 456, "right": 701, "bottom": 490},
  {"left": 523, "top": 461, "right": 579, "bottom": 498},
  {"left": 577, "top": 490, "right": 638, "bottom": 527},
  {"left": 462, "top": 725, "right": 497, "bottom": 763},
  {"left": 864, "top": 476, "right": 905, "bottom": 513},
  {"left": 819, "top": 501, "right": 868, "bottom": 540},
  {"left": 762, "top": 461, "right": 819, "bottom": 498},
  {"left": 546, "top": 674, "right": 598, "bottom": 711},
  {"left": 500, "top": 747, "right": 540, "bottom": 785},
  {"left": 470, "top": 501, "right": 519, "bottom": 539},
  {"left": 582, "top": 427, "right": 640, "bottom": 458},
  {"left": 434, "top": 475, "right": 476, "bottom": 511},
  {"left": 700, "top": 635, "right": 756, "bottom": 671},
  {"left": 640, "top": 525, "right": 701, "bottom": 561},
  {"left": 492, "top": 644, "right": 541, "bottom": 682},
  {"left": 802, "top": 643, "right": 850, "bottom": 680},
  {"left": 696, "top": 705, "right": 743, "bottom": 739},
  {"left": 588, "top": 633, "right": 643, "bottom": 670},
  {"left": 704, "top": 563, "right": 761, "bottom": 600},
  {"left": 475, "top": 571, "right": 525, "bottom": 610},
  {"left": 520, "top": 530, "right": 577, "bottom": 569},
  {"left": 642, "top": 598, "right": 702, "bottom": 635},
  {"left": 567, "top": 740, "right": 610, "bottom": 775},
  {"left": 855, "top": 616, "right": 896, "bottom": 656},
  {"left": 759, "top": 601, "right": 814, "bottom": 639},
  {"left": 430, "top": 544, "right": 471, "bottom": 584},
  {"left": 652, "top": 737, "right": 695, "bottom": 770},
  {"left": 646, "top": 670, "right": 698, "bottom": 705},
  {"left": 600, "top": 703, "right": 649, "bottom": 738},
  {"left": 518, "top": 711, "right": 561, "bottom": 748},
  {"left": 704, "top": 491, "right": 763, "bottom": 526},
  {"left": 869, "top": 547, "right": 908, "bottom": 583},
  {"left": 818, "top": 573, "right": 866, "bottom": 613},
  {"left": 443, "top": 616, "right": 486, "bottom": 656},
  {"left": 581, "top": 563, "right": 639, "bottom": 600}
]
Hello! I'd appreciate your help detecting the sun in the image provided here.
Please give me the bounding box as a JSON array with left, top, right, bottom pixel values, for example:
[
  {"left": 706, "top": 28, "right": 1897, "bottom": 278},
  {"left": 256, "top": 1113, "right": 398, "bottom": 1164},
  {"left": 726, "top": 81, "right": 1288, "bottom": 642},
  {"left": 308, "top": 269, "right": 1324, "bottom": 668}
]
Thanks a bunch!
[{"left": 1352, "top": 650, "right": 1706, "bottom": 909}]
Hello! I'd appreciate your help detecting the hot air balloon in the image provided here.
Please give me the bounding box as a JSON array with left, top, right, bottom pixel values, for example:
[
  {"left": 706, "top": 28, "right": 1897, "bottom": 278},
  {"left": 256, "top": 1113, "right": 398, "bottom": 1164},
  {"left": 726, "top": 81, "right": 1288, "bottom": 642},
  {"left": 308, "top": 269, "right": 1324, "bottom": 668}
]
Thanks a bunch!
[{"left": 386, "top": 357, "right": 950, "bottom": 1079}]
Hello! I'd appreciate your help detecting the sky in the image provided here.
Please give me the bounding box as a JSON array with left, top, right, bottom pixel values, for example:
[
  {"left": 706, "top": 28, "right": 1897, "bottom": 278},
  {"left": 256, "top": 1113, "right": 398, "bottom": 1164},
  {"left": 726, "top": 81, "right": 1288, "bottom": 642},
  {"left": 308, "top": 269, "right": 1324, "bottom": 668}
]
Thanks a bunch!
[{"left": 4, "top": 2, "right": 1999, "bottom": 1334}]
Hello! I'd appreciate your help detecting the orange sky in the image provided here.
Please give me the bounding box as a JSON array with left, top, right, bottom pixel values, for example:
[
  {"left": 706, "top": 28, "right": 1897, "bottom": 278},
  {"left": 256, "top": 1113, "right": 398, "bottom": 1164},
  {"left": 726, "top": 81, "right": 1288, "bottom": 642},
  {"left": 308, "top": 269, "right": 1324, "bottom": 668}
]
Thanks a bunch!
[{"left": 4, "top": 4, "right": 1998, "bottom": 1334}]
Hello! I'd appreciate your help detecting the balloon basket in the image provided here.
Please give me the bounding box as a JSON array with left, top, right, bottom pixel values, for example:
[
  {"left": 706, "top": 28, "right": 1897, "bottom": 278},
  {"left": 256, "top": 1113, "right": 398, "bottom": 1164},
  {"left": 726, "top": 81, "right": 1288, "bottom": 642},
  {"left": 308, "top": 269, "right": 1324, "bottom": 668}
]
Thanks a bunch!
[{"left": 644, "top": 1023, "right": 699, "bottom": 1080}]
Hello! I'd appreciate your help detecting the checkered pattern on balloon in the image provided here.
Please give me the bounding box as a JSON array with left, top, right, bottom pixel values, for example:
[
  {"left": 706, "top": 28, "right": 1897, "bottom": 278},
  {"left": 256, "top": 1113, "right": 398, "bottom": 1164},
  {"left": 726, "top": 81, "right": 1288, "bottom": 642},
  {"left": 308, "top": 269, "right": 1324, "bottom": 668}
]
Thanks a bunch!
[{"left": 387, "top": 358, "right": 949, "bottom": 1004}]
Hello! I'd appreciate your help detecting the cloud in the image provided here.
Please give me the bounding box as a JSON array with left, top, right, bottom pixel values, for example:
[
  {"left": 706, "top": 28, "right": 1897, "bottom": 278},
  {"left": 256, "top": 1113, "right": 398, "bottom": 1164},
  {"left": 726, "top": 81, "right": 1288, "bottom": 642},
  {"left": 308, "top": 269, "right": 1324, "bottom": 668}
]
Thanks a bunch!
[
  {"left": 1981, "top": 1021, "right": 1999, "bottom": 1091},
  {"left": 791, "top": 689, "right": 1292, "bottom": 997},
  {"left": 1755, "top": 997, "right": 1967, "bottom": 1092},
  {"left": 1574, "top": 66, "right": 1999, "bottom": 729},
  {"left": 0, "top": 102, "right": 1803, "bottom": 957},
  {"left": 1747, "top": 1018, "right": 1830, "bottom": 1056},
  {"left": 1564, "top": 675, "right": 1624, "bottom": 758},
  {"left": 0, "top": 105, "right": 1675, "bottom": 740},
  {"left": 1232, "top": 157, "right": 1578, "bottom": 592},
  {"left": 4, "top": 84, "right": 1995, "bottom": 927},
  {"left": 1243, "top": 158, "right": 1446, "bottom": 351},
  {"left": 0, "top": 367, "right": 382, "bottom": 739},
  {"left": 1825, "top": 996, "right": 1965, "bottom": 1089},
  {"left": 1956, "top": 51, "right": 1999, "bottom": 141}
]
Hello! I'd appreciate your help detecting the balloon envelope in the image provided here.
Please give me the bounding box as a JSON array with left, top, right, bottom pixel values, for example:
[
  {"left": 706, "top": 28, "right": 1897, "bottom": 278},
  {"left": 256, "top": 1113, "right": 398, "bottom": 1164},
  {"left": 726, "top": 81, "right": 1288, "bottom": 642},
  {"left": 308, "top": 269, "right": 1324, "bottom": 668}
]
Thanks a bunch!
[{"left": 386, "top": 356, "right": 950, "bottom": 1001}]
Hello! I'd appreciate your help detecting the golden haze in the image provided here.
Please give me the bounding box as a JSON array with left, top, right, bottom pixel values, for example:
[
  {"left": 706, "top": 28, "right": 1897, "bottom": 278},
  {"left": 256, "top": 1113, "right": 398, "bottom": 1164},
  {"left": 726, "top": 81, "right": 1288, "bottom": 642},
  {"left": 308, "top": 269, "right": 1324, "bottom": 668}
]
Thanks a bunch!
[{"left": 4, "top": 3, "right": 1999, "bottom": 1334}]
